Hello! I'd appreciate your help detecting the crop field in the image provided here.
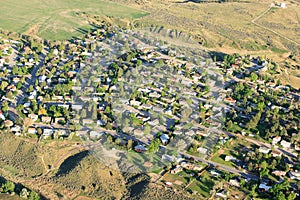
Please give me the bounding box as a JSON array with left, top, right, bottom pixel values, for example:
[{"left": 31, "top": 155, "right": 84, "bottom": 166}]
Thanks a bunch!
[{"left": 0, "top": 0, "right": 148, "bottom": 40}]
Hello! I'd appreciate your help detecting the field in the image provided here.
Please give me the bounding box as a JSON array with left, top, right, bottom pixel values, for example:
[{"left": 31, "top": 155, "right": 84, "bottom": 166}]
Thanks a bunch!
[{"left": 0, "top": 0, "right": 148, "bottom": 40}]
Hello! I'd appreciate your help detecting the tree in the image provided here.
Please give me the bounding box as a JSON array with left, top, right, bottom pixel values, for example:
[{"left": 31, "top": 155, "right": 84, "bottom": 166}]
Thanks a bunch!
[
  {"left": 1, "top": 181, "right": 15, "bottom": 193},
  {"left": 28, "top": 190, "right": 40, "bottom": 200},
  {"left": 127, "top": 139, "right": 133, "bottom": 150},
  {"left": 249, "top": 184, "right": 257, "bottom": 198},
  {"left": 147, "top": 138, "right": 160, "bottom": 153},
  {"left": 287, "top": 192, "right": 297, "bottom": 200}
]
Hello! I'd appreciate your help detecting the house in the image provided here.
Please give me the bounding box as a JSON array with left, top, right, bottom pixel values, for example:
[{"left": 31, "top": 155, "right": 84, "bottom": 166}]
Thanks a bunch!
[
  {"left": 72, "top": 104, "right": 83, "bottom": 110},
  {"left": 89, "top": 131, "right": 104, "bottom": 139},
  {"left": 225, "top": 155, "right": 236, "bottom": 162},
  {"left": 165, "top": 182, "right": 173, "bottom": 187},
  {"left": 134, "top": 129, "right": 144, "bottom": 137},
  {"left": 0, "top": 111, "right": 5, "bottom": 120},
  {"left": 82, "top": 118, "right": 94, "bottom": 125},
  {"left": 134, "top": 145, "right": 146, "bottom": 153},
  {"left": 97, "top": 120, "right": 107, "bottom": 126},
  {"left": 57, "top": 129, "right": 68, "bottom": 137},
  {"left": 272, "top": 170, "right": 286, "bottom": 177},
  {"left": 196, "top": 130, "right": 209, "bottom": 137},
  {"left": 272, "top": 136, "right": 281, "bottom": 145},
  {"left": 210, "top": 170, "right": 221, "bottom": 177},
  {"left": 288, "top": 171, "right": 300, "bottom": 180},
  {"left": 160, "top": 134, "right": 170, "bottom": 145},
  {"left": 197, "top": 147, "right": 208, "bottom": 154},
  {"left": 148, "top": 119, "right": 159, "bottom": 126},
  {"left": 41, "top": 116, "right": 51, "bottom": 123},
  {"left": 229, "top": 179, "right": 240, "bottom": 187},
  {"left": 162, "top": 154, "right": 176, "bottom": 163},
  {"left": 259, "top": 183, "right": 272, "bottom": 191},
  {"left": 280, "top": 140, "right": 291, "bottom": 149},
  {"left": 215, "top": 189, "right": 227, "bottom": 199},
  {"left": 149, "top": 92, "right": 161, "bottom": 98},
  {"left": 4, "top": 120, "right": 13, "bottom": 127},
  {"left": 28, "top": 127, "right": 36, "bottom": 134},
  {"left": 171, "top": 166, "right": 183, "bottom": 174},
  {"left": 224, "top": 97, "right": 236, "bottom": 104},
  {"left": 11, "top": 126, "right": 21, "bottom": 133},
  {"left": 28, "top": 113, "right": 38, "bottom": 122},
  {"left": 43, "top": 129, "right": 54, "bottom": 137},
  {"left": 258, "top": 147, "right": 270, "bottom": 154},
  {"left": 271, "top": 150, "right": 282, "bottom": 157},
  {"left": 130, "top": 100, "right": 141, "bottom": 107},
  {"left": 173, "top": 130, "right": 183, "bottom": 135}
]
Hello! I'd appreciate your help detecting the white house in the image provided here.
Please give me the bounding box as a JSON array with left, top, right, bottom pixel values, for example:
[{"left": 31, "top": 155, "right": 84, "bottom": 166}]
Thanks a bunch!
[
  {"left": 272, "top": 136, "right": 281, "bottom": 145},
  {"left": 258, "top": 147, "right": 270, "bottom": 154},
  {"left": 160, "top": 134, "right": 170, "bottom": 145},
  {"left": 280, "top": 140, "right": 291, "bottom": 149}
]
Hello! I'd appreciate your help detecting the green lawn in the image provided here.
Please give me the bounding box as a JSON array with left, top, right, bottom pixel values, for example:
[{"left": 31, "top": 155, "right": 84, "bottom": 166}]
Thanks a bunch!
[{"left": 0, "top": 0, "right": 148, "bottom": 40}]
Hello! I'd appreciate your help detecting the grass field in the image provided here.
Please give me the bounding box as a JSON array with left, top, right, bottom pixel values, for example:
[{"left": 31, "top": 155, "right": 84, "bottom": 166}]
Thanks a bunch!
[{"left": 0, "top": 0, "right": 148, "bottom": 40}]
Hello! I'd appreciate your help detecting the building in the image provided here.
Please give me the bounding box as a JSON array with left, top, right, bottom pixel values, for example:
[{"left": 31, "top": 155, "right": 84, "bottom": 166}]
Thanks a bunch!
[
  {"left": 280, "top": 140, "right": 291, "bottom": 149},
  {"left": 272, "top": 136, "right": 281, "bottom": 145},
  {"left": 271, "top": 150, "right": 282, "bottom": 157},
  {"left": 134, "top": 145, "right": 146, "bottom": 153},
  {"left": 272, "top": 170, "right": 286, "bottom": 177},
  {"left": 160, "top": 134, "right": 170, "bottom": 145},
  {"left": 170, "top": 166, "right": 183, "bottom": 174},
  {"left": 258, "top": 147, "right": 270, "bottom": 154}
]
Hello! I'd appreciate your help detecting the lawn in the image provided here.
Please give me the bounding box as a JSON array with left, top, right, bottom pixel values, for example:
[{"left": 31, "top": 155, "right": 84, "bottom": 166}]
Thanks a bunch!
[{"left": 0, "top": 0, "right": 148, "bottom": 40}]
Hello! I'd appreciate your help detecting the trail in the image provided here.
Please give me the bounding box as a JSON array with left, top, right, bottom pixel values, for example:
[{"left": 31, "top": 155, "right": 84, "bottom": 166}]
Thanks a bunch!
[{"left": 251, "top": 6, "right": 300, "bottom": 46}]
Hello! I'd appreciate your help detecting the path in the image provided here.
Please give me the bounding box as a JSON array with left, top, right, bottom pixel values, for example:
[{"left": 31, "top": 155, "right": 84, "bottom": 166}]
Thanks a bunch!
[{"left": 251, "top": 5, "right": 300, "bottom": 46}]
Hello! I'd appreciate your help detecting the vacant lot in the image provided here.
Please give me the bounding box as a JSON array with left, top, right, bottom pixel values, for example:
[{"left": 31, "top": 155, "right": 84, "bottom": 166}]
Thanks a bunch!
[{"left": 0, "top": 0, "right": 148, "bottom": 40}]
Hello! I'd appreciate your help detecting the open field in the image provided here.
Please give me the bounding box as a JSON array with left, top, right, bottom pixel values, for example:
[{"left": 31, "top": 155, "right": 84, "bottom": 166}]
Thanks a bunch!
[
  {"left": 0, "top": 0, "right": 148, "bottom": 40},
  {"left": 116, "top": 0, "right": 300, "bottom": 56}
]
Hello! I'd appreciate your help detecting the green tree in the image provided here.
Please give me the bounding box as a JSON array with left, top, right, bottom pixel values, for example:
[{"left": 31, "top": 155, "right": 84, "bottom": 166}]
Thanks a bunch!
[
  {"left": 1, "top": 181, "right": 15, "bottom": 193},
  {"left": 28, "top": 190, "right": 40, "bottom": 200},
  {"left": 127, "top": 139, "right": 133, "bottom": 150}
]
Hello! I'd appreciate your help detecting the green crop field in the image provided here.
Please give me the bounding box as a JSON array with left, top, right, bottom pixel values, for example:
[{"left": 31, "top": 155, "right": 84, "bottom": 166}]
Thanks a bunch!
[{"left": 0, "top": 0, "right": 148, "bottom": 40}]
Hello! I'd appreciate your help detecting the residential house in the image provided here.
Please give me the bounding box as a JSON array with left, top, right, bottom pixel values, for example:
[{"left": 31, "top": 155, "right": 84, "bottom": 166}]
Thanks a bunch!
[
  {"left": 259, "top": 183, "right": 272, "bottom": 191},
  {"left": 272, "top": 170, "right": 286, "bottom": 177},
  {"left": 280, "top": 140, "right": 291, "bottom": 149},
  {"left": 134, "top": 129, "right": 144, "bottom": 137},
  {"left": 225, "top": 155, "right": 236, "bottom": 162},
  {"left": 0, "top": 111, "right": 5, "bottom": 120},
  {"left": 90, "top": 131, "right": 104, "bottom": 139},
  {"left": 82, "top": 118, "right": 94, "bottom": 125},
  {"left": 72, "top": 104, "right": 83, "bottom": 110},
  {"left": 171, "top": 166, "right": 183, "bottom": 174},
  {"left": 215, "top": 189, "right": 227, "bottom": 199},
  {"left": 28, "top": 127, "right": 36, "bottom": 134},
  {"left": 258, "top": 147, "right": 270, "bottom": 154},
  {"left": 271, "top": 150, "right": 282, "bottom": 157},
  {"left": 28, "top": 113, "right": 38, "bottom": 122},
  {"left": 162, "top": 154, "right": 176, "bottom": 163},
  {"left": 149, "top": 92, "right": 161, "bottom": 98},
  {"left": 134, "top": 145, "right": 146, "bottom": 153},
  {"left": 224, "top": 97, "right": 236, "bottom": 104},
  {"left": 43, "top": 129, "right": 54, "bottom": 137},
  {"left": 229, "top": 179, "right": 240, "bottom": 187},
  {"left": 160, "top": 134, "right": 170, "bottom": 145},
  {"left": 272, "top": 136, "right": 281, "bottom": 145},
  {"left": 197, "top": 147, "right": 208, "bottom": 154},
  {"left": 4, "top": 120, "right": 13, "bottom": 127},
  {"left": 42, "top": 116, "right": 51, "bottom": 123},
  {"left": 288, "top": 171, "right": 300, "bottom": 180},
  {"left": 130, "top": 100, "right": 141, "bottom": 107},
  {"left": 148, "top": 119, "right": 159, "bottom": 126}
]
